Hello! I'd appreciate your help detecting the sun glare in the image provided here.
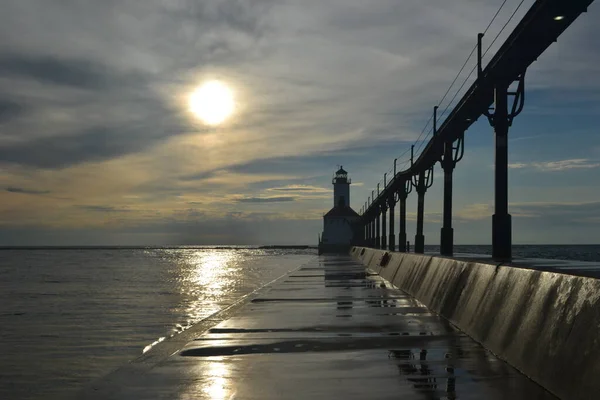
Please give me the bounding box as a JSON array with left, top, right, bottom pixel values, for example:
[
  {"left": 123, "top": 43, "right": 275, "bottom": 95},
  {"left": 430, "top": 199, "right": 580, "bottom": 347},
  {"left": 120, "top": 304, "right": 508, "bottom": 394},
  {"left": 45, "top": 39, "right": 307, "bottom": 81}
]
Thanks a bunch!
[{"left": 189, "top": 80, "right": 234, "bottom": 126}]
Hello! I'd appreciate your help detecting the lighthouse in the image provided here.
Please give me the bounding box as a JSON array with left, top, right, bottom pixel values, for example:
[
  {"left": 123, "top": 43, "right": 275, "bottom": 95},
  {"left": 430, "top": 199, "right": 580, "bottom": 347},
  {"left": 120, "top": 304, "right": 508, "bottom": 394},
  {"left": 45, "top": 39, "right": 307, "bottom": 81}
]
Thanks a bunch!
[
  {"left": 318, "top": 166, "right": 361, "bottom": 254},
  {"left": 333, "top": 166, "right": 350, "bottom": 207}
]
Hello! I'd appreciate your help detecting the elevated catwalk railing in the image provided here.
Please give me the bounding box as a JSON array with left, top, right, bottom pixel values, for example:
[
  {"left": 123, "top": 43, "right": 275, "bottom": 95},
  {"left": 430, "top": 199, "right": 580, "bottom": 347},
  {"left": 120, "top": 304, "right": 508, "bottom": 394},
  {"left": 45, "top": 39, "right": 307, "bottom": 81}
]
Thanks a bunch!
[{"left": 359, "top": 0, "right": 594, "bottom": 260}]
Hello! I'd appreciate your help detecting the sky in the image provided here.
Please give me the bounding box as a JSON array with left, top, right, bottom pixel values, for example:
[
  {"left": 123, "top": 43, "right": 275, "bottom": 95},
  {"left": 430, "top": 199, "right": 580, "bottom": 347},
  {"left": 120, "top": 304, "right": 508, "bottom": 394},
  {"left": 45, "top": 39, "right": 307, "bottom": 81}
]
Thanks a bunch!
[{"left": 0, "top": 0, "right": 599, "bottom": 246}]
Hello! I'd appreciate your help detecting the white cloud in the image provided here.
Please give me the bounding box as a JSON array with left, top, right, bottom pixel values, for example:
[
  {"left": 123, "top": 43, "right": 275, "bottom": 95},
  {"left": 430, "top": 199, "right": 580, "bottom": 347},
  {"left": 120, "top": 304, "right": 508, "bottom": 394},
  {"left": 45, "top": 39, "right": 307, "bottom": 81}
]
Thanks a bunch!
[
  {"left": 510, "top": 159, "right": 600, "bottom": 172},
  {"left": 0, "top": 0, "right": 598, "bottom": 244}
]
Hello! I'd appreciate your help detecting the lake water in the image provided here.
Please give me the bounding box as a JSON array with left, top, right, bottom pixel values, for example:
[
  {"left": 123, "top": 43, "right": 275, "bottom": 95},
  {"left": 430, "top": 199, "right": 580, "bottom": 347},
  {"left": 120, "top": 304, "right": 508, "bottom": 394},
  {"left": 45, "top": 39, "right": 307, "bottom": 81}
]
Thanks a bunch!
[
  {"left": 2, "top": 244, "right": 600, "bottom": 399},
  {"left": 0, "top": 247, "right": 316, "bottom": 400}
]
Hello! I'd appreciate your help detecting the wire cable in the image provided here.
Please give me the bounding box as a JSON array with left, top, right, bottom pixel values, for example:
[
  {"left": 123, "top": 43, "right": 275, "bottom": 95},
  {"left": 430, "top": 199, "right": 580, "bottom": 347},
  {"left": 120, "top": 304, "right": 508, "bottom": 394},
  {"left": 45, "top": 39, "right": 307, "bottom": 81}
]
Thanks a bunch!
[
  {"left": 366, "top": 0, "right": 524, "bottom": 208},
  {"left": 483, "top": 0, "right": 527, "bottom": 59},
  {"left": 483, "top": 0, "right": 509, "bottom": 35},
  {"left": 433, "top": 0, "right": 510, "bottom": 125}
]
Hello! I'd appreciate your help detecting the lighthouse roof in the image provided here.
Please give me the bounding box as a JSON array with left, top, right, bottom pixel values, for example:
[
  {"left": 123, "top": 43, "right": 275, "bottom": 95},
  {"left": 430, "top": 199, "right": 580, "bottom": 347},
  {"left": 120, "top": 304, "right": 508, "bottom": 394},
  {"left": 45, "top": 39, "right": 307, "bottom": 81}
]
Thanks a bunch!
[
  {"left": 336, "top": 166, "right": 348, "bottom": 175},
  {"left": 324, "top": 204, "right": 360, "bottom": 218}
]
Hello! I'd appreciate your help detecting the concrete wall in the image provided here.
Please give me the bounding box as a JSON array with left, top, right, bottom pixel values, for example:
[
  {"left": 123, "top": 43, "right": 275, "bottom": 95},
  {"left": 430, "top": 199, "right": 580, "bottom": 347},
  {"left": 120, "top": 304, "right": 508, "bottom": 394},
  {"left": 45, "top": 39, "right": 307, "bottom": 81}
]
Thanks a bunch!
[{"left": 350, "top": 247, "right": 600, "bottom": 400}]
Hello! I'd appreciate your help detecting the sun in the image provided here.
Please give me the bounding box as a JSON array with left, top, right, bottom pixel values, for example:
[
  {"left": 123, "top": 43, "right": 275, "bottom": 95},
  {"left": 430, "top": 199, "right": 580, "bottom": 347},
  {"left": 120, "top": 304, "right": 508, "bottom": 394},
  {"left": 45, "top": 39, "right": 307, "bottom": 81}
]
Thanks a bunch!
[{"left": 189, "top": 80, "right": 235, "bottom": 126}]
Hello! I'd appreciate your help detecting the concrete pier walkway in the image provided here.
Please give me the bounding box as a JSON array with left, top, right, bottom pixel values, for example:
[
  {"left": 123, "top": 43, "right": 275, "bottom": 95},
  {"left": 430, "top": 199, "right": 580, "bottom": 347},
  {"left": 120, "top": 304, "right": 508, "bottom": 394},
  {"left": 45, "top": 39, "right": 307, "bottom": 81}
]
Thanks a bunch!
[{"left": 79, "top": 255, "right": 555, "bottom": 399}]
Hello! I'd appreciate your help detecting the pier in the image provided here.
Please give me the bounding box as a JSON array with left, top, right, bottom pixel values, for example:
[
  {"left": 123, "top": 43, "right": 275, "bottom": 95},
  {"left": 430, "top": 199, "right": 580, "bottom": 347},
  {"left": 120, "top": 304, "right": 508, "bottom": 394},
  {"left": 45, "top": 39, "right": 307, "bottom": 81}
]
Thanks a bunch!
[
  {"left": 73, "top": 1, "right": 600, "bottom": 399},
  {"left": 79, "top": 255, "right": 600, "bottom": 400},
  {"left": 359, "top": 0, "right": 594, "bottom": 260}
]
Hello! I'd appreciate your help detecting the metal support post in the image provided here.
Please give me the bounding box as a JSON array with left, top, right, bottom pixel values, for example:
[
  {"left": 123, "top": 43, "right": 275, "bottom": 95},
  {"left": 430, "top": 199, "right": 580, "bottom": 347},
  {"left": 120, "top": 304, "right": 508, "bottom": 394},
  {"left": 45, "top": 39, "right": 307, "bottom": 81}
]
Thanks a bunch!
[
  {"left": 388, "top": 196, "right": 396, "bottom": 251},
  {"left": 478, "top": 33, "right": 484, "bottom": 80},
  {"left": 492, "top": 83, "right": 511, "bottom": 259},
  {"left": 398, "top": 180, "right": 412, "bottom": 252},
  {"left": 484, "top": 72, "right": 525, "bottom": 260},
  {"left": 441, "top": 142, "right": 454, "bottom": 256},
  {"left": 415, "top": 172, "right": 426, "bottom": 254},
  {"left": 440, "top": 136, "right": 464, "bottom": 256},
  {"left": 381, "top": 204, "right": 387, "bottom": 250},
  {"left": 413, "top": 167, "right": 434, "bottom": 254},
  {"left": 371, "top": 218, "right": 375, "bottom": 248},
  {"left": 375, "top": 209, "right": 381, "bottom": 249}
]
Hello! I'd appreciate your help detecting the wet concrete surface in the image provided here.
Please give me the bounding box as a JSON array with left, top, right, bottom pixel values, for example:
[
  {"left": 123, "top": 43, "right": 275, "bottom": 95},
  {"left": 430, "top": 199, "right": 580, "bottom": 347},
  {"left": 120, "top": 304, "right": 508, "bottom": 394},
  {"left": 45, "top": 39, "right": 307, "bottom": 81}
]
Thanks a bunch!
[{"left": 79, "top": 255, "right": 557, "bottom": 399}]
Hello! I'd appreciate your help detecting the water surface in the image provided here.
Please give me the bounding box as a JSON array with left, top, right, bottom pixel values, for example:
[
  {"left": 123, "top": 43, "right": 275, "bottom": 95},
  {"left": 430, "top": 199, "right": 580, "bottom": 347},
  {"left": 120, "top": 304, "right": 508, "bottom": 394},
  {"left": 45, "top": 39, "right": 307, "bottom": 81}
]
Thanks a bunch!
[{"left": 0, "top": 247, "right": 315, "bottom": 400}]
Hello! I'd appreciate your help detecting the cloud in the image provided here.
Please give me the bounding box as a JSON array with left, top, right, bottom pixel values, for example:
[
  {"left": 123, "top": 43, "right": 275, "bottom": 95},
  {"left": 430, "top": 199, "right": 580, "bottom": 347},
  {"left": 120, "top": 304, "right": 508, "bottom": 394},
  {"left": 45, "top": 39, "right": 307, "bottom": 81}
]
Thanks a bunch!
[
  {"left": 0, "top": 53, "right": 142, "bottom": 90},
  {"left": 0, "top": 0, "right": 598, "bottom": 245},
  {"left": 76, "top": 205, "right": 132, "bottom": 213},
  {"left": 268, "top": 185, "right": 329, "bottom": 193},
  {"left": 5, "top": 186, "right": 50, "bottom": 195},
  {"left": 509, "top": 159, "right": 600, "bottom": 171},
  {"left": 236, "top": 196, "right": 296, "bottom": 203},
  {"left": 0, "top": 99, "right": 24, "bottom": 122},
  {"left": 455, "top": 201, "right": 600, "bottom": 225},
  {"left": 508, "top": 163, "right": 528, "bottom": 169},
  {"left": 455, "top": 203, "right": 494, "bottom": 221}
]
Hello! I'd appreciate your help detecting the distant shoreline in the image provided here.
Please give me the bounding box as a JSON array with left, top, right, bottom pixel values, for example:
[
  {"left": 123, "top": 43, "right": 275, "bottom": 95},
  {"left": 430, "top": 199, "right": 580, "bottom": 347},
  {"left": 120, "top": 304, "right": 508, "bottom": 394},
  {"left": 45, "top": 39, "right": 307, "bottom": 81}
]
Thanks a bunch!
[
  {"left": 1, "top": 244, "right": 599, "bottom": 250},
  {"left": 0, "top": 245, "right": 319, "bottom": 250}
]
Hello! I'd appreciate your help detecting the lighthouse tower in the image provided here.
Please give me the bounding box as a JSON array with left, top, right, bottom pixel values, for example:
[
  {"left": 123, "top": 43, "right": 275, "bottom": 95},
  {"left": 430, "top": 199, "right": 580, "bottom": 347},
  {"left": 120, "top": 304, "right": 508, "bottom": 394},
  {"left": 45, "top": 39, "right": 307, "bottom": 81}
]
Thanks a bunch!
[
  {"left": 333, "top": 166, "right": 350, "bottom": 207},
  {"left": 319, "top": 166, "right": 360, "bottom": 254}
]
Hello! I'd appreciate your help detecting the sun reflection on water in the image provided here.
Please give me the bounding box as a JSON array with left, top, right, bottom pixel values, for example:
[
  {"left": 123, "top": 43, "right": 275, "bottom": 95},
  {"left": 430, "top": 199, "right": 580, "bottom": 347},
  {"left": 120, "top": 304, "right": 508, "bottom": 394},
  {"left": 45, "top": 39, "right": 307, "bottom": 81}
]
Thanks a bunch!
[{"left": 181, "top": 250, "right": 245, "bottom": 327}]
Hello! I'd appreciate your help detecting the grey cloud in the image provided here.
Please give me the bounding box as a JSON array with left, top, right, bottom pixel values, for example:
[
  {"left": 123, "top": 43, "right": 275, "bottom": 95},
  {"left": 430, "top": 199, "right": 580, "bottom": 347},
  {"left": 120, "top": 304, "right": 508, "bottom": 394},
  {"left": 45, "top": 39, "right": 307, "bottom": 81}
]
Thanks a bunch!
[
  {"left": 5, "top": 186, "right": 50, "bottom": 195},
  {"left": 0, "top": 53, "right": 143, "bottom": 90},
  {"left": 0, "top": 52, "right": 186, "bottom": 169},
  {"left": 512, "top": 202, "right": 600, "bottom": 223},
  {"left": 236, "top": 197, "right": 296, "bottom": 203},
  {"left": 0, "top": 127, "right": 136, "bottom": 168},
  {"left": 167, "top": 0, "right": 274, "bottom": 36},
  {"left": 457, "top": 202, "right": 600, "bottom": 226},
  {"left": 180, "top": 170, "right": 221, "bottom": 182},
  {"left": 0, "top": 99, "right": 24, "bottom": 122},
  {"left": 0, "top": 106, "right": 185, "bottom": 169}
]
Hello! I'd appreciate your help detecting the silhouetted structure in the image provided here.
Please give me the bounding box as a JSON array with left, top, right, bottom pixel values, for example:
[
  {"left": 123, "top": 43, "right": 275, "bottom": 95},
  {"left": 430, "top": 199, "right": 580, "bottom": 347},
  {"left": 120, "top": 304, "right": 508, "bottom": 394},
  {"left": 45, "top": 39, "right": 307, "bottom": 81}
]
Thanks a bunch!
[
  {"left": 358, "top": 0, "right": 592, "bottom": 260},
  {"left": 319, "top": 166, "right": 360, "bottom": 254}
]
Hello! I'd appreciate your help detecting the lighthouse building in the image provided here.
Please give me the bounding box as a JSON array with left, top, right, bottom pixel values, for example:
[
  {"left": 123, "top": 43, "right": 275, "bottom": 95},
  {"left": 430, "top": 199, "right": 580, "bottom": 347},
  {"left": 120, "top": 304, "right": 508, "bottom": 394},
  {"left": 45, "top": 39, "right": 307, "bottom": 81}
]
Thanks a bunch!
[{"left": 319, "top": 166, "right": 360, "bottom": 254}]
